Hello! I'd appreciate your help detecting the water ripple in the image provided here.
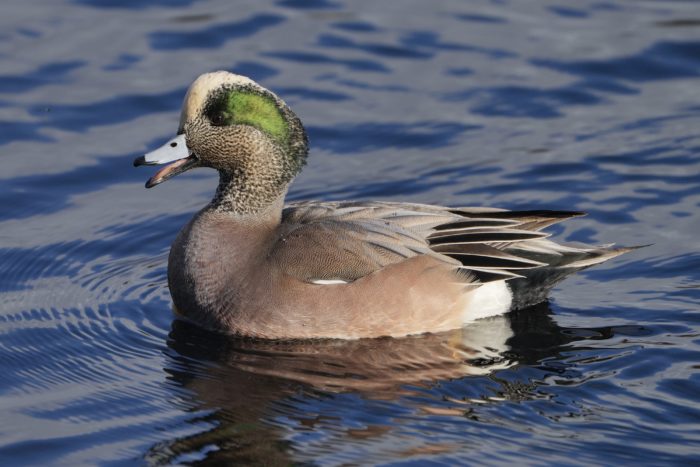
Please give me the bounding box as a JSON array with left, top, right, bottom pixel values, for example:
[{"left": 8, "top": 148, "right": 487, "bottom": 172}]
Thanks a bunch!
[
  {"left": 263, "top": 50, "right": 390, "bottom": 73},
  {"left": 149, "top": 14, "right": 286, "bottom": 50},
  {"left": 0, "top": 61, "right": 84, "bottom": 94},
  {"left": 308, "top": 122, "right": 480, "bottom": 153},
  {"left": 532, "top": 41, "right": 700, "bottom": 83}
]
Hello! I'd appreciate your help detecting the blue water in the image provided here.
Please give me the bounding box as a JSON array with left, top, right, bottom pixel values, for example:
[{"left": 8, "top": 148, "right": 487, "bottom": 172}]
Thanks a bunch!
[{"left": 1, "top": 0, "right": 700, "bottom": 465}]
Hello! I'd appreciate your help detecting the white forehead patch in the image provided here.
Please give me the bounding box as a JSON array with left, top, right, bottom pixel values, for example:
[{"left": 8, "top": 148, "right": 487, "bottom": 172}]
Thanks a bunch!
[{"left": 179, "top": 71, "right": 263, "bottom": 127}]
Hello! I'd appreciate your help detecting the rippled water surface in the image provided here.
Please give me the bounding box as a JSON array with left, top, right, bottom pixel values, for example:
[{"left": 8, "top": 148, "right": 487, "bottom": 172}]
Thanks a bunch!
[{"left": 2, "top": 0, "right": 700, "bottom": 465}]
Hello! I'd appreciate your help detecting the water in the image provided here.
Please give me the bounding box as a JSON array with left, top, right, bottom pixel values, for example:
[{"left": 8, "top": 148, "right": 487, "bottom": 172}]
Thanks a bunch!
[{"left": 1, "top": 0, "right": 699, "bottom": 464}]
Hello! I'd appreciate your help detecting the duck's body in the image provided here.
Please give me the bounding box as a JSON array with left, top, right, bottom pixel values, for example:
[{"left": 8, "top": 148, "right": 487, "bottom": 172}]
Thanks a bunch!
[{"left": 136, "top": 71, "right": 632, "bottom": 339}]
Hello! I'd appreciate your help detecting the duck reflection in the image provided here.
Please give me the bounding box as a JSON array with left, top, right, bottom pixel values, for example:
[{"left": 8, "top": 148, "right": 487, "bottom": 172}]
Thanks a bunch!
[{"left": 150, "top": 302, "right": 578, "bottom": 465}]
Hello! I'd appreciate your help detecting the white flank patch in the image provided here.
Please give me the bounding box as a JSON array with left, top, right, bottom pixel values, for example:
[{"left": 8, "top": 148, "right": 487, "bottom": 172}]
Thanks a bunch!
[
  {"left": 310, "top": 279, "right": 349, "bottom": 285},
  {"left": 462, "top": 281, "right": 512, "bottom": 322}
]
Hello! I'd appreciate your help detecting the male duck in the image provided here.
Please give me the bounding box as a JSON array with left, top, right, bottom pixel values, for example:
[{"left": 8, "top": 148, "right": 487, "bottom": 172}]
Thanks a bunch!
[{"left": 135, "top": 71, "right": 631, "bottom": 339}]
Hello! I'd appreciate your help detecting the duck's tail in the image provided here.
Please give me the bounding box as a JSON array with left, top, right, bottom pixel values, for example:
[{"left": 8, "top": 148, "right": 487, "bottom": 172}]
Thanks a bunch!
[{"left": 504, "top": 240, "right": 645, "bottom": 309}]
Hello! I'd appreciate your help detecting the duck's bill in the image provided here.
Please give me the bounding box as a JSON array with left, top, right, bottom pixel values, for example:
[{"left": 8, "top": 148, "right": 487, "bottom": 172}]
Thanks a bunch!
[{"left": 133, "top": 134, "right": 200, "bottom": 188}]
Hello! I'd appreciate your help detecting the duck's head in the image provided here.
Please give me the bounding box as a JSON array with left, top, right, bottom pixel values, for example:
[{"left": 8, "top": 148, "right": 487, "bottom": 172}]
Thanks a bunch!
[{"left": 135, "top": 71, "right": 308, "bottom": 211}]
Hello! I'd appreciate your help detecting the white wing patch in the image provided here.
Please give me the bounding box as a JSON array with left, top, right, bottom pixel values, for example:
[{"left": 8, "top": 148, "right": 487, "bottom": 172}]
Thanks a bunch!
[{"left": 310, "top": 279, "right": 349, "bottom": 285}]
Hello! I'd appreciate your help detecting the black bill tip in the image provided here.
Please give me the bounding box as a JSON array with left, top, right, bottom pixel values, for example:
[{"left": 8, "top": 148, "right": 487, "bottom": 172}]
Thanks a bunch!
[{"left": 133, "top": 155, "right": 147, "bottom": 167}]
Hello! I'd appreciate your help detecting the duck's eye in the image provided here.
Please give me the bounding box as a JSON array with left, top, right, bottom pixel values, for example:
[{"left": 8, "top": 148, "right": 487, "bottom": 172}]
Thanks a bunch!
[{"left": 211, "top": 112, "right": 226, "bottom": 126}]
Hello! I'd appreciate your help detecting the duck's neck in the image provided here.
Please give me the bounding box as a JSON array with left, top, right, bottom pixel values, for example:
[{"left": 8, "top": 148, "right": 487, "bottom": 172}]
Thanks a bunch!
[{"left": 207, "top": 170, "right": 288, "bottom": 216}]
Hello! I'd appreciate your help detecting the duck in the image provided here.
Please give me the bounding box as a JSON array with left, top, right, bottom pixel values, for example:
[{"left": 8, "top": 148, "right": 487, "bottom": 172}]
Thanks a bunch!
[{"left": 134, "top": 71, "right": 633, "bottom": 340}]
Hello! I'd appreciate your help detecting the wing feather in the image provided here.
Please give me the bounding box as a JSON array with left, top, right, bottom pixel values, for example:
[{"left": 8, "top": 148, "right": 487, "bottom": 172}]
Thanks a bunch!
[{"left": 278, "top": 201, "right": 619, "bottom": 292}]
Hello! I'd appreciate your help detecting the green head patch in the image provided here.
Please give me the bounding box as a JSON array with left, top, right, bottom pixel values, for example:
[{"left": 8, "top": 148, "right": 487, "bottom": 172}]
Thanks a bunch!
[{"left": 205, "top": 87, "right": 289, "bottom": 145}]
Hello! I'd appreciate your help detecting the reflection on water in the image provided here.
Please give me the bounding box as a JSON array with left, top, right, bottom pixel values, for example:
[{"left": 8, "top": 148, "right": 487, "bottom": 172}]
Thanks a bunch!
[
  {"left": 1, "top": 0, "right": 700, "bottom": 464},
  {"left": 153, "top": 304, "right": 549, "bottom": 464},
  {"left": 147, "top": 303, "right": 652, "bottom": 465},
  {"left": 169, "top": 314, "right": 516, "bottom": 396}
]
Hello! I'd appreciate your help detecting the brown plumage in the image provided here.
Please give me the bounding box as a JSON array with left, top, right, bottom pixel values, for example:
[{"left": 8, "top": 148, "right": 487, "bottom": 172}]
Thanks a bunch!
[{"left": 135, "top": 71, "right": 635, "bottom": 339}]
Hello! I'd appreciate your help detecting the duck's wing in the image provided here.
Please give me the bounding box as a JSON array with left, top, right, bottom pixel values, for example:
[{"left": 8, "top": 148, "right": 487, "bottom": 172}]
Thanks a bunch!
[
  {"left": 275, "top": 201, "right": 622, "bottom": 290},
  {"left": 275, "top": 201, "right": 457, "bottom": 283}
]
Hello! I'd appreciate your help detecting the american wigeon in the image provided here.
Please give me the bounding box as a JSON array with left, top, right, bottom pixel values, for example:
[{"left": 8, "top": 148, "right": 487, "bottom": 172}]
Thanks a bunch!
[{"left": 135, "top": 71, "right": 633, "bottom": 339}]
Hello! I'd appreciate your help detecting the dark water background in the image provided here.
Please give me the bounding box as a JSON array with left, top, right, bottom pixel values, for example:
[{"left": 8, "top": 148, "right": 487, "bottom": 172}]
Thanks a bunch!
[{"left": 1, "top": 0, "right": 700, "bottom": 465}]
